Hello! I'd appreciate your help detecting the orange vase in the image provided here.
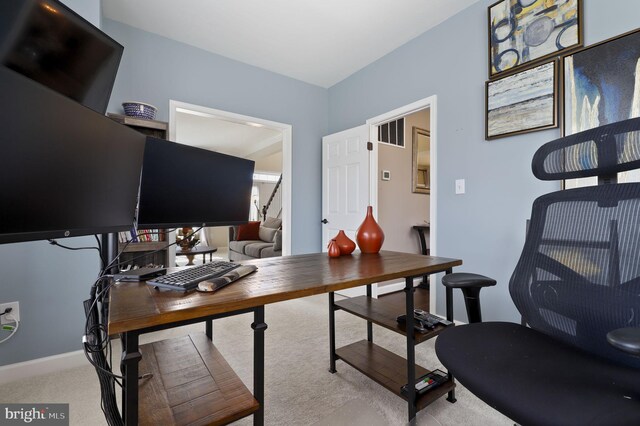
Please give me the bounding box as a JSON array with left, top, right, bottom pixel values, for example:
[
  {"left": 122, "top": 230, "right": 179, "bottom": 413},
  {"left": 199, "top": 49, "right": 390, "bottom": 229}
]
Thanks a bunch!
[
  {"left": 356, "top": 206, "right": 384, "bottom": 254},
  {"left": 327, "top": 239, "right": 341, "bottom": 258},
  {"left": 334, "top": 230, "right": 356, "bottom": 255}
]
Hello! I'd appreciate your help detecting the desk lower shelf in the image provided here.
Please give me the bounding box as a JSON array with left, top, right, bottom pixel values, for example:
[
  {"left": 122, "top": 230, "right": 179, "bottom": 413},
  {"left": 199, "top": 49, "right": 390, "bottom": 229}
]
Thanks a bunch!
[
  {"left": 336, "top": 340, "right": 455, "bottom": 411},
  {"left": 334, "top": 295, "right": 454, "bottom": 344},
  {"left": 138, "top": 334, "right": 258, "bottom": 426}
]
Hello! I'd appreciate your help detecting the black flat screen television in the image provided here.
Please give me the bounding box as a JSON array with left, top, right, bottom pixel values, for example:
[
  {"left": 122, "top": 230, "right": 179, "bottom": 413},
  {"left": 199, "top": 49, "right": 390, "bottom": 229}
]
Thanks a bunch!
[
  {"left": 137, "top": 137, "right": 255, "bottom": 228},
  {"left": 0, "top": 0, "right": 123, "bottom": 114},
  {"left": 0, "top": 67, "right": 146, "bottom": 244}
]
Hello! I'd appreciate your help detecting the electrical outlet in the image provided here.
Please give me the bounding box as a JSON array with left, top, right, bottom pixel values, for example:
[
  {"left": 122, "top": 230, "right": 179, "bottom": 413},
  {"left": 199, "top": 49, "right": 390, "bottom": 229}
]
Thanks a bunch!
[{"left": 0, "top": 301, "right": 20, "bottom": 325}]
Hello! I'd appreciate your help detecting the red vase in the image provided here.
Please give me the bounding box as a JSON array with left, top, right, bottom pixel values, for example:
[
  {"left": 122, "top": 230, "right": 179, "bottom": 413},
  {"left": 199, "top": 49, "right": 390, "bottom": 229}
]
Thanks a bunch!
[
  {"left": 334, "top": 230, "right": 356, "bottom": 255},
  {"left": 356, "top": 206, "right": 384, "bottom": 254},
  {"left": 327, "top": 239, "right": 341, "bottom": 258}
]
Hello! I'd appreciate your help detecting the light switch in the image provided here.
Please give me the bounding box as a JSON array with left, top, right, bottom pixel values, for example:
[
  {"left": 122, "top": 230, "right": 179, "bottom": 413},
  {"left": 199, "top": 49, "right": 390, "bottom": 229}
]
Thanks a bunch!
[{"left": 455, "top": 179, "right": 465, "bottom": 194}]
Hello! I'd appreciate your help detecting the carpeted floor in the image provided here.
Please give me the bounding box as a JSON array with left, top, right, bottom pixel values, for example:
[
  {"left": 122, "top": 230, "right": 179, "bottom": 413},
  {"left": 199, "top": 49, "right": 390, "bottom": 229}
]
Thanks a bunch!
[{"left": 0, "top": 293, "right": 512, "bottom": 425}]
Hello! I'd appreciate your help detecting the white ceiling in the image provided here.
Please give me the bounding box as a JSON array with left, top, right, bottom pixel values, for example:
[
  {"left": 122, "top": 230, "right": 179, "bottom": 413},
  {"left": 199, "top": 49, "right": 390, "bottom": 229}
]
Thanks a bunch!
[
  {"left": 175, "top": 110, "right": 282, "bottom": 159},
  {"left": 102, "top": 0, "right": 479, "bottom": 88}
]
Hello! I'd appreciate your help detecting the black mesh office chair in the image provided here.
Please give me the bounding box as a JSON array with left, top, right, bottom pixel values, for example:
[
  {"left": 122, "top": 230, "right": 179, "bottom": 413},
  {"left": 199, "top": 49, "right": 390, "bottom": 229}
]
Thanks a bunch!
[{"left": 436, "top": 117, "right": 640, "bottom": 425}]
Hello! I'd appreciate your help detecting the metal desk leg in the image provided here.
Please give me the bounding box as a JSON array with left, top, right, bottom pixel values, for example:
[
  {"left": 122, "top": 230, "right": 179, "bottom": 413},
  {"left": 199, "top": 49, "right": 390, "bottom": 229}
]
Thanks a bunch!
[
  {"left": 366, "top": 284, "right": 373, "bottom": 342},
  {"left": 205, "top": 320, "right": 213, "bottom": 341},
  {"left": 121, "top": 332, "right": 142, "bottom": 425},
  {"left": 404, "top": 277, "right": 417, "bottom": 422},
  {"left": 252, "top": 306, "right": 267, "bottom": 426},
  {"left": 444, "top": 268, "right": 457, "bottom": 403},
  {"left": 328, "top": 292, "right": 337, "bottom": 373}
]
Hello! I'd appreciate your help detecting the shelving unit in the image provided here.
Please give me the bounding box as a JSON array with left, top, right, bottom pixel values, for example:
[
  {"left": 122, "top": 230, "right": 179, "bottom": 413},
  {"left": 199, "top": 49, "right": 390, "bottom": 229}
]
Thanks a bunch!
[
  {"left": 330, "top": 285, "right": 456, "bottom": 421},
  {"left": 108, "top": 113, "right": 170, "bottom": 268},
  {"left": 118, "top": 239, "right": 168, "bottom": 268}
]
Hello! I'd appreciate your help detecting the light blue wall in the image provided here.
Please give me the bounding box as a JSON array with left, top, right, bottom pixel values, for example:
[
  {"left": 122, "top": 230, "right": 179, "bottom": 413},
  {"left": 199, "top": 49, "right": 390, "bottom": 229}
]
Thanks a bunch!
[
  {"left": 0, "top": 0, "right": 103, "bottom": 366},
  {"left": 328, "top": 0, "right": 640, "bottom": 322},
  {"left": 1, "top": 4, "right": 328, "bottom": 366},
  {"left": 103, "top": 19, "right": 329, "bottom": 257}
]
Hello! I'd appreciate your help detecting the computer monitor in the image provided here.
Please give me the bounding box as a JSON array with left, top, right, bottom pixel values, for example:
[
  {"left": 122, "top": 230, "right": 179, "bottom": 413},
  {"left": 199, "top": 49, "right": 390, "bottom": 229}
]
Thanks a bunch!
[
  {"left": 0, "top": 0, "right": 123, "bottom": 114},
  {"left": 0, "top": 67, "right": 146, "bottom": 244},
  {"left": 137, "top": 137, "right": 255, "bottom": 228}
]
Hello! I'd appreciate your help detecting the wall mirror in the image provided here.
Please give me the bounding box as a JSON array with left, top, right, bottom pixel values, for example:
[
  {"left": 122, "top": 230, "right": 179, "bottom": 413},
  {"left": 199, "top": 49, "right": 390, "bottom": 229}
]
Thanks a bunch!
[{"left": 412, "top": 127, "right": 430, "bottom": 194}]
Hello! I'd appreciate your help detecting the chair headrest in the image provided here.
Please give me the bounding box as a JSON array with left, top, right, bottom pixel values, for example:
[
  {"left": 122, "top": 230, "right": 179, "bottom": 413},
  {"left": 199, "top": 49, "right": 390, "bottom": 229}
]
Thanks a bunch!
[{"left": 532, "top": 117, "right": 640, "bottom": 181}]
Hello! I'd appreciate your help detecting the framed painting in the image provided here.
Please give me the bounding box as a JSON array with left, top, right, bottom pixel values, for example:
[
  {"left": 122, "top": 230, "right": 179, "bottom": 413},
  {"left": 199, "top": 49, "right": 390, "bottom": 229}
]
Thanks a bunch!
[
  {"left": 486, "top": 59, "right": 558, "bottom": 140},
  {"left": 563, "top": 28, "right": 640, "bottom": 188},
  {"left": 488, "top": 0, "right": 582, "bottom": 78},
  {"left": 412, "top": 127, "right": 430, "bottom": 194}
]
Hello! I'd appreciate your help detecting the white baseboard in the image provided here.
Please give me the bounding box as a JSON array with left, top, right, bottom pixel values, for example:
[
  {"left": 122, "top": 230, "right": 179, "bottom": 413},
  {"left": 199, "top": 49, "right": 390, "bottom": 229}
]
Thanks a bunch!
[
  {"left": 0, "top": 350, "right": 87, "bottom": 385},
  {"left": 376, "top": 278, "right": 425, "bottom": 296},
  {"left": 376, "top": 281, "right": 405, "bottom": 295}
]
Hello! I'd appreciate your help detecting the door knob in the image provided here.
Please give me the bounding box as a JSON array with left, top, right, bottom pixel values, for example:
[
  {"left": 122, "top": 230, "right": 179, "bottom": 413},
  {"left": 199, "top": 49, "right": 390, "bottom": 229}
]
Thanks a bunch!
[{"left": 321, "top": 219, "right": 329, "bottom": 224}]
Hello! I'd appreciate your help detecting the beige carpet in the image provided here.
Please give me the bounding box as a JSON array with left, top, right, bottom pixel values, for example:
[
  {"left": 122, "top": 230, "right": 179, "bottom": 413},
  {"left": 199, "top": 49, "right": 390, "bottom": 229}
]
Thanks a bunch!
[{"left": 0, "top": 294, "right": 512, "bottom": 425}]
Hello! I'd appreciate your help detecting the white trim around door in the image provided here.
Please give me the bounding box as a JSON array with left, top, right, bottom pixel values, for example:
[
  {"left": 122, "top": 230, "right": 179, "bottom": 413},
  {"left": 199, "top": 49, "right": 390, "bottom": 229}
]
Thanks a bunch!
[{"left": 365, "top": 96, "right": 438, "bottom": 312}]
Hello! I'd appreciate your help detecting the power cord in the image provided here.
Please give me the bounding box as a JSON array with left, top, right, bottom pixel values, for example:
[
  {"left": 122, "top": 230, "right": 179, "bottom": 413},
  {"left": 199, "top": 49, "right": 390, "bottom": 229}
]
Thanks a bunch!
[{"left": 0, "top": 309, "right": 19, "bottom": 344}]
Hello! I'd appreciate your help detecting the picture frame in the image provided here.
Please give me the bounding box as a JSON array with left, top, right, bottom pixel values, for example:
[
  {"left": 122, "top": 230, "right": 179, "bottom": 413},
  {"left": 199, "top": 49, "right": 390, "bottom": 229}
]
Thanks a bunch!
[
  {"left": 562, "top": 28, "right": 640, "bottom": 188},
  {"left": 412, "top": 127, "right": 430, "bottom": 194},
  {"left": 488, "top": 0, "right": 582, "bottom": 78},
  {"left": 486, "top": 59, "right": 558, "bottom": 140}
]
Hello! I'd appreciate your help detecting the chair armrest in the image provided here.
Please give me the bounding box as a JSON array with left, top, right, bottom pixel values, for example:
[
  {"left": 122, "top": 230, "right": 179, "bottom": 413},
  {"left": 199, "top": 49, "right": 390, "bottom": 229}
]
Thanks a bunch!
[
  {"left": 607, "top": 327, "right": 640, "bottom": 355},
  {"left": 442, "top": 272, "right": 496, "bottom": 289},
  {"left": 442, "top": 273, "right": 496, "bottom": 323},
  {"left": 228, "top": 226, "right": 237, "bottom": 242}
]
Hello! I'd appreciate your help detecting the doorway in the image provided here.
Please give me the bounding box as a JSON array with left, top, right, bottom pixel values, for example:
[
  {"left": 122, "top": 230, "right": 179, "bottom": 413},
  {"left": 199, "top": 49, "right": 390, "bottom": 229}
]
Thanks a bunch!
[
  {"left": 367, "top": 96, "right": 437, "bottom": 312},
  {"left": 168, "top": 100, "right": 293, "bottom": 264}
]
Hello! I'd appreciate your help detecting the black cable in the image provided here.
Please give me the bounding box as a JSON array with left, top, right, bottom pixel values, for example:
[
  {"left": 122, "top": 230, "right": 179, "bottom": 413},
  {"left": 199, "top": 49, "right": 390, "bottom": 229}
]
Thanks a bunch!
[
  {"left": 47, "top": 239, "right": 101, "bottom": 254},
  {"left": 84, "top": 293, "right": 123, "bottom": 426},
  {"left": 83, "top": 275, "right": 124, "bottom": 425},
  {"left": 94, "top": 235, "right": 107, "bottom": 270},
  {"left": 81, "top": 227, "right": 199, "bottom": 425}
]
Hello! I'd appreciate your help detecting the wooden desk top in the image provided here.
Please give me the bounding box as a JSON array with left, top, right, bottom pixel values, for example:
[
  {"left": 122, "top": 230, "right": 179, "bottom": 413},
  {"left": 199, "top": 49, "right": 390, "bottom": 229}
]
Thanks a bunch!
[{"left": 108, "top": 251, "right": 461, "bottom": 335}]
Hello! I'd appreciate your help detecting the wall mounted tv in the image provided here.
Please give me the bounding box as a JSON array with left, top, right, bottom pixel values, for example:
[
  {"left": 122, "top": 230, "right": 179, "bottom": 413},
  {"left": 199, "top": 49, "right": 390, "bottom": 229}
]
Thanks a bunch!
[
  {"left": 0, "top": 0, "right": 123, "bottom": 114},
  {"left": 137, "top": 137, "right": 255, "bottom": 228},
  {"left": 0, "top": 67, "right": 146, "bottom": 244}
]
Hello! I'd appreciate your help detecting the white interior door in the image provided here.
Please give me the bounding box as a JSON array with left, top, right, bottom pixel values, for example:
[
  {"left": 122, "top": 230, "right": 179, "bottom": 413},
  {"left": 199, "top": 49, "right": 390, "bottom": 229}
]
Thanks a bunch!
[{"left": 322, "top": 125, "right": 372, "bottom": 297}]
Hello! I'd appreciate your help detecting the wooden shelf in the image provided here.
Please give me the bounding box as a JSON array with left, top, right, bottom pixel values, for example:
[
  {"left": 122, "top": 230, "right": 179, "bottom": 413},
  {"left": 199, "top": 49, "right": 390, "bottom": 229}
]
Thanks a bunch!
[
  {"left": 107, "top": 113, "right": 168, "bottom": 139},
  {"left": 107, "top": 113, "right": 168, "bottom": 131},
  {"left": 119, "top": 242, "right": 167, "bottom": 253},
  {"left": 335, "top": 340, "right": 455, "bottom": 411},
  {"left": 138, "top": 333, "right": 259, "bottom": 426},
  {"left": 335, "top": 294, "right": 454, "bottom": 344}
]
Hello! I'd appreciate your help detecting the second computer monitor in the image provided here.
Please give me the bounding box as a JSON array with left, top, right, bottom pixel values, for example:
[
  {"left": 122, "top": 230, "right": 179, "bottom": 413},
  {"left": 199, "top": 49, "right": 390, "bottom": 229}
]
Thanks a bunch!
[{"left": 137, "top": 137, "right": 255, "bottom": 229}]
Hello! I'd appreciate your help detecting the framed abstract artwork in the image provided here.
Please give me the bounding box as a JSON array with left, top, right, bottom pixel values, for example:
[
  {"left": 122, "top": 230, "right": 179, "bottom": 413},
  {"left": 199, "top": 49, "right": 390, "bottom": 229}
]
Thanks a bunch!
[
  {"left": 488, "top": 0, "right": 582, "bottom": 78},
  {"left": 563, "top": 28, "right": 640, "bottom": 188},
  {"left": 486, "top": 60, "right": 558, "bottom": 140}
]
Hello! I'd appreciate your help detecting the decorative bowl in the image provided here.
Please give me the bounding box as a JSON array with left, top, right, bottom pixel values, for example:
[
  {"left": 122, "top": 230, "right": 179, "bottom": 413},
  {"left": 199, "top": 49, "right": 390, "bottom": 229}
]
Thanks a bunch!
[{"left": 122, "top": 101, "right": 158, "bottom": 120}]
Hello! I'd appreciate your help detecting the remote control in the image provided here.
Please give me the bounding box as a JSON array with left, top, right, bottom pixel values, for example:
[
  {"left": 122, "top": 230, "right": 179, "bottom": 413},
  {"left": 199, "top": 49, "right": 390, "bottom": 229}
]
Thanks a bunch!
[
  {"left": 396, "top": 314, "right": 434, "bottom": 332},
  {"left": 415, "top": 309, "right": 453, "bottom": 326}
]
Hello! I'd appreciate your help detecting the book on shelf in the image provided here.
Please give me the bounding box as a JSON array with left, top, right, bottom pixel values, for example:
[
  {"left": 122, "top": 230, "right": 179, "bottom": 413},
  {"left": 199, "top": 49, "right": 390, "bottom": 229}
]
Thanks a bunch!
[{"left": 118, "top": 229, "right": 166, "bottom": 244}]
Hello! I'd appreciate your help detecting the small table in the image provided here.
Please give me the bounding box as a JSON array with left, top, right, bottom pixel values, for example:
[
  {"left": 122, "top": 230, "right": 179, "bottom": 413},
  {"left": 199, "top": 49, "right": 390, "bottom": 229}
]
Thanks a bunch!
[
  {"left": 412, "top": 225, "right": 430, "bottom": 288},
  {"left": 176, "top": 245, "right": 217, "bottom": 265}
]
